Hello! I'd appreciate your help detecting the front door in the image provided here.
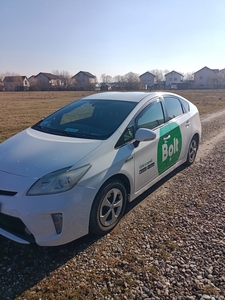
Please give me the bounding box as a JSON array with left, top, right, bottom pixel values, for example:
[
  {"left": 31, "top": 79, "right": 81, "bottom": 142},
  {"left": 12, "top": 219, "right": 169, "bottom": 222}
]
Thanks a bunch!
[{"left": 134, "top": 99, "right": 166, "bottom": 192}]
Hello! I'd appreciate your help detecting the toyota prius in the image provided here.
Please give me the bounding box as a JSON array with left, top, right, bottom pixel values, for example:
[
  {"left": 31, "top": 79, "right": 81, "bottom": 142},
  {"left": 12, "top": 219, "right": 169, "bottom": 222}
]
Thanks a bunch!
[{"left": 0, "top": 92, "right": 201, "bottom": 246}]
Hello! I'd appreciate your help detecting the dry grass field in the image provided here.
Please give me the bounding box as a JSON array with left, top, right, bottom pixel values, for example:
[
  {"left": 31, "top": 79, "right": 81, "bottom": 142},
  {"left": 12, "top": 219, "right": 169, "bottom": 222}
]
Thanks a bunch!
[{"left": 0, "top": 90, "right": 225, "bottom": 144}]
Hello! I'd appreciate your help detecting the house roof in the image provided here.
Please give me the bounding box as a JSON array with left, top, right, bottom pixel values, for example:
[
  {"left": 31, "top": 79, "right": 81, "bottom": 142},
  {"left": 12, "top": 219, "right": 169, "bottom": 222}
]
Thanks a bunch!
[
  {"left": 100, "top": 82, "right": 111, "bottom": 86},
  {"left": 73, "top": 71, "right": 96, "bottom": 78},
  {"left": 3, "top": 76, "right": 27, "bottom": 82},
  {"left": 139, "top": 71, "right": 155, "bottom": 78},
  {"left": 35, "top": 72, "right": 59, "bottom": 80},
  {"left": 193, "top": 66, "right": 219, "bottom": 74},
  {"left": 165, "top": 70, "right": 183, "bottom": 77}
]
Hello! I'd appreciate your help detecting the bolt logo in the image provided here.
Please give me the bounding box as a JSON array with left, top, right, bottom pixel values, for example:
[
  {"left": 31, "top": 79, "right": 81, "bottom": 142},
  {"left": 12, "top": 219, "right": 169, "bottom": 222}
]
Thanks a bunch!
[
  {"left": 157, "top": 123, "right": 182, "bottom": 174},
  {"left": 162, "top": 138, "right": 179, "bottom": 162}
]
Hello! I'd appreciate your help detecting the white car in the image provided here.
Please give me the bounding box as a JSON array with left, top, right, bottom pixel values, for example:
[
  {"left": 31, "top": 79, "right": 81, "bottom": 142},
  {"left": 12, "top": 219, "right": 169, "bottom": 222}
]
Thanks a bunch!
[{"left": 0, "top": 92, "right": 201, "bottom": 246}]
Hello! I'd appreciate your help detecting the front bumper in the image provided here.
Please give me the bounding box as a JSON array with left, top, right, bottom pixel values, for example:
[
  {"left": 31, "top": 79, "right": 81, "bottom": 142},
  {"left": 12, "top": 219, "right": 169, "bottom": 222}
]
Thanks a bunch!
[{"left": 0, "top": 171, "right": 96, "bottom": 246}]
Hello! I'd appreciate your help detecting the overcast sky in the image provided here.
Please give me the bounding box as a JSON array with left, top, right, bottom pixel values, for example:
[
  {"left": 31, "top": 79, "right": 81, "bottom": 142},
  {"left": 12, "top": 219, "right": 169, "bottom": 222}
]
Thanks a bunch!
[{"left": 0, "top": 0, "right": 225, "bottom": 81}]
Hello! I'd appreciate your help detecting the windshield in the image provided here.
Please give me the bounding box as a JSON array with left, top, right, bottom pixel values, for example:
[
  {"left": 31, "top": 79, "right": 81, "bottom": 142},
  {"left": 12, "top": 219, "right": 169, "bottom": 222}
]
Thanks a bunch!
[{"left": 32, "top": 99, "right": 137, "bottom": 140}]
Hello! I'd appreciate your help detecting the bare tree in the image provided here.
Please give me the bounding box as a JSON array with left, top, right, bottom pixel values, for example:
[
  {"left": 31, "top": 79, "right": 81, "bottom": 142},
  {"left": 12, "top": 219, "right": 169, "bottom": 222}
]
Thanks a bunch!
[
  {"left": 183, "top": 72, "right": 194, "bottom": 81},
  {"left": 0, "top": 72, "right": 20, "bottom": 80},
  {"left": 150, "top": 69, "right": 170, "bottom": 82},
  {"left": 113, "top": 75, "right": 123, "bottom": 83},
  {"left": 122, "top": 72, "right": 140, "bottom": 90},
  {"left": 150, "top": 69, "right": 163, "bottom": 82},
  {"left": 52, "top": 70, "right": 73, "bottom": 90},
  {"left": 101, "top": 74, "right": 113, "bottom": 83}
]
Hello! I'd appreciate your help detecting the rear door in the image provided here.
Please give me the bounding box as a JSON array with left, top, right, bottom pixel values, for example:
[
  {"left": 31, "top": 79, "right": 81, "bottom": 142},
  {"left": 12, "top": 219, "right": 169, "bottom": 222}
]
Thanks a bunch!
[{"left": 162, "top": 95, "right": 192, "bottom": 166}]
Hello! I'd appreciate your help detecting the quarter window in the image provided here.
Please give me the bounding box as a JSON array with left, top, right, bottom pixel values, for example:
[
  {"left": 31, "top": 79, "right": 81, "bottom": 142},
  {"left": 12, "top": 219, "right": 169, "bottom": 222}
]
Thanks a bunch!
[{"left": 179, "top": 97, "right": 190, "bottom": 112}]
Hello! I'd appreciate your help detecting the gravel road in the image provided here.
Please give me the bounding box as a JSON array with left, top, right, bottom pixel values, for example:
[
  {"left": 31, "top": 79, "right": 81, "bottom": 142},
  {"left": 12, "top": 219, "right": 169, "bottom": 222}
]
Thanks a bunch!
[{"left": 1, "top": 109, "right": 225, "bottom": 300}]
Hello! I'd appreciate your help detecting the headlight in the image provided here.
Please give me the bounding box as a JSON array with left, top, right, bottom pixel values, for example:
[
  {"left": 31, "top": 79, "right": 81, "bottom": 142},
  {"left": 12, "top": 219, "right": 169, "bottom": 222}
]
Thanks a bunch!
[{"left": 27, "top": 164, "right": 91, "bottom": 196}]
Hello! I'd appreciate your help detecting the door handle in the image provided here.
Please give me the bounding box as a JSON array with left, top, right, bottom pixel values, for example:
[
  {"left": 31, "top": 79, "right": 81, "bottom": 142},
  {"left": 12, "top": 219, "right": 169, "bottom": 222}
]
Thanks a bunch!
[
  {"left": 185, "top": 120, "right": 190, "bottom": 127},
  {"left": 163, "top": 135, "right": 171, "bottom": 142}
]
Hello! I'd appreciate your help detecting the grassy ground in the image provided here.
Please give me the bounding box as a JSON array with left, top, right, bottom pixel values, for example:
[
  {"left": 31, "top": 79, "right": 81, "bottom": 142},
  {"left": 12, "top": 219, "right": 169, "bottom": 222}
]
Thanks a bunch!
[{"left": 0, "top": 90, "right": 225, "bottom": 143}]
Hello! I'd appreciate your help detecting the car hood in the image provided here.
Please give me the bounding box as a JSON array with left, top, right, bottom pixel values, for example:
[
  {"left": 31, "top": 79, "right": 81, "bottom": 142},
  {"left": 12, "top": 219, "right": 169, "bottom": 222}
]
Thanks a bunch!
[{"left": 0, "top": 128, "right": 102, "bottom": 178}]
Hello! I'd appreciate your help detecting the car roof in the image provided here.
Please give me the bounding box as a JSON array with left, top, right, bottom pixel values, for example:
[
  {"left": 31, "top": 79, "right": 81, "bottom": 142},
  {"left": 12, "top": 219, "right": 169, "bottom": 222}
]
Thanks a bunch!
[{"left": 82, "top": 92, "right": 160, "bottom": 102}]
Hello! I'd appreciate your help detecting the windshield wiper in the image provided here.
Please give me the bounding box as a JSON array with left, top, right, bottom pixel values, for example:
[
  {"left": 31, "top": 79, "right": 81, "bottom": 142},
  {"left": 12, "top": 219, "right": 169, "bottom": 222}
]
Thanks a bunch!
[
  {"left": 66, "top": 131, "right": 97, "bottom": 139},
  {"left": 33, "top": 125, "right": 100, "bottom": 139}
]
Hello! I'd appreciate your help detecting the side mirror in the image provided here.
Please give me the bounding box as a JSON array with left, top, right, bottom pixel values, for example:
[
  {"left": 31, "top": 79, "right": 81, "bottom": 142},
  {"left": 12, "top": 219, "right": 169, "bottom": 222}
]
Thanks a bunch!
[{"left": 135, "top": 128, "right": 156, "bottom": 142}]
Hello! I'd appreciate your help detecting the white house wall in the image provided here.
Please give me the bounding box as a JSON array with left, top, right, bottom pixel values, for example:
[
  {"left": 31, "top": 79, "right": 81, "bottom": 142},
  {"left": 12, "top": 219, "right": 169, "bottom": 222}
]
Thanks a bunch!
[
  {"left": 218, "top": 69, "right": 225, "bottom": 88},
  {"left": 23, "top": 78, "right": 30, "bottom": 88},
  {"left": 35, "top": 74, "right": 58, "bottom": 88},
  {"left": 194, "top": 68, "right": 216, "bottom": 88},
  {"left": 4, "top": 78, "right": 29, "bottom": 91},
  {"left": 35, "top": 74, "right": 50, "bottom": 88},
  {"left": 75, "top": 73, "right": 95, "bottom": 89},
  {"left": 139, "top": 73, "right": 155, "bottom": 88},
  {"left": 165, "top": 71, "right": 183, "bottom": 87}
]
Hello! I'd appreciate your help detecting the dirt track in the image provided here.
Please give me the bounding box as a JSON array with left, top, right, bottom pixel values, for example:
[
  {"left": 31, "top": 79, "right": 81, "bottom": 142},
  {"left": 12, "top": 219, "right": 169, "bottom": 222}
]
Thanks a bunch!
[{"left": 197, "top": 108, "right": 225, "bottom": 160}]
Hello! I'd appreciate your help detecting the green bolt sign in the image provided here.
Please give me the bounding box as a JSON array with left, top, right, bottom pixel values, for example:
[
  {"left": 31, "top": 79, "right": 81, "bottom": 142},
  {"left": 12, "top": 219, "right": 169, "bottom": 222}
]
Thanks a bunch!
[{"left": 157, "top": 122, "right": 182, "bottom": 175}]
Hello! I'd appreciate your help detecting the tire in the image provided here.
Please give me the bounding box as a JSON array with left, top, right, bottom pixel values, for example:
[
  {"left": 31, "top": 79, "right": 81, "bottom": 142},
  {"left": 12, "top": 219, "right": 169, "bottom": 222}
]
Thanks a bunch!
[
  {"left": 185, "top": 135, "right": 199, "bottom": 166},
  {"left": 89, "top": 179, "right": 127, "bottom": 236}
]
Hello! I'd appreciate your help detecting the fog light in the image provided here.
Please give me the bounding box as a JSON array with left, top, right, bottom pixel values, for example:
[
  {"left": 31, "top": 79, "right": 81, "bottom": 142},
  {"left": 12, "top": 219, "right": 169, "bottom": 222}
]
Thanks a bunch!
[{"left": 51, "top": 213, "right": 63, "bottom": 234}]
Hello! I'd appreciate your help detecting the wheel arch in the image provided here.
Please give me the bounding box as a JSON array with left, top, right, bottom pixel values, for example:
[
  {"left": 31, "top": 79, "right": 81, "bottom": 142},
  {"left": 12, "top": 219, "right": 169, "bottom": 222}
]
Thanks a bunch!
[
  {"left": 88, "top": 173, "right": 131, "bottom": 235},
  {"left": 99, "top": 173, "right": 131, "bottom": 201},
  {"left": 89, "top": 173, "right": 131, "bottom": 216},
  {"left": 192, "top": 132, "right": 200, "bottom": 149}
]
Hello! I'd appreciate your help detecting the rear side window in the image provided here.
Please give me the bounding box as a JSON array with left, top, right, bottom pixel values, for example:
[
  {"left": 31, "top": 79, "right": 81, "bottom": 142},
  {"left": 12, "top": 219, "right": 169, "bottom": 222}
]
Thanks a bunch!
[{"left": 163, "top": 97, "right": 183, "bottom": 120}]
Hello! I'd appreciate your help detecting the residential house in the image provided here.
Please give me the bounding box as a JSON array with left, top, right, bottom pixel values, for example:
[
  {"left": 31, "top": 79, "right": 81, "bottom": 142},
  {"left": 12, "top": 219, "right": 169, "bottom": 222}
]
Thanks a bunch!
[
  {"left": 217, "top": 68, "right": 225, "bottom": 88},
  {"left": 3, "top": 76, "right": 30, "bottom": 91},
  {"left": 193, "top": 66, "right": 219, "bottom": 89},
  {"left": 154, "top": 79, "right": 166, "bottom": 90},
  {"left": 100, "top": 82, "right": 112, "bottom": 91},
  {"left": 139, "top": 72, "right": 155, "bottom": 89},
  {"left": 0, "top": 78, "right": 4, "bottom": 91},
  {"left": 32, "top": 72, "right": 64, "bottom": 90},
  {"left": 165, "top": 71, "right": 184, "bottom": 88},
  {"left": 110, "top": 82, "right": 123, "bottom": 91},
  {"left": 72, "top": 71, "right": 97, "bottom": 90}
]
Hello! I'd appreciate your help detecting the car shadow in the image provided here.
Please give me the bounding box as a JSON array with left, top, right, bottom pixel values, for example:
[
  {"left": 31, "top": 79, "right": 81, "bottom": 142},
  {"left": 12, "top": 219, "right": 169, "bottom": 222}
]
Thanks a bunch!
[
  {"left": 125, "top": 164, "right": 186, "bottom": 214},
  {"left": 0, "top": 164, "right": 186, "bottom": 300}
]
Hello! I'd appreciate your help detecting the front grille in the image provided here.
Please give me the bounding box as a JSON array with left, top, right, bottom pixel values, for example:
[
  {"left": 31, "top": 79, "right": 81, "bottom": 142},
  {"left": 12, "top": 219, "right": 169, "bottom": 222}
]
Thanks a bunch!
[
  {"left": 0, "top": 190, "right": 17, "bottom": 196},
  {"left": 0, "top": 213, "right": 35, "bottom": 243}
]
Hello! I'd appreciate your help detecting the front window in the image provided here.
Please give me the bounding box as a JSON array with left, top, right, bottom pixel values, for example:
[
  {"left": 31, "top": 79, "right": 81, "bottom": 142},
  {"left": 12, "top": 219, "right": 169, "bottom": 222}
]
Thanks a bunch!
[
  {"left": 32, "top": 99, "right": 137, "bottom": 140},
  {"left": 116, "top": 100, "right": 164, "bottom": 148},
  {"left": 136, "top": 101, "right": 164, "bottom": 130}
]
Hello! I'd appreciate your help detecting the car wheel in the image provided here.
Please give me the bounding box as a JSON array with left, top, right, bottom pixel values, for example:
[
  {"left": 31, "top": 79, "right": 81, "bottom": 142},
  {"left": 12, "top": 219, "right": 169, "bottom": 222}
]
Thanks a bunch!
[
  {"left": 89, "top": 179, "right": 127, "bottom": 236},
  {"left": 185, "top": 135, "right": 199, "bottom": 166}
]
